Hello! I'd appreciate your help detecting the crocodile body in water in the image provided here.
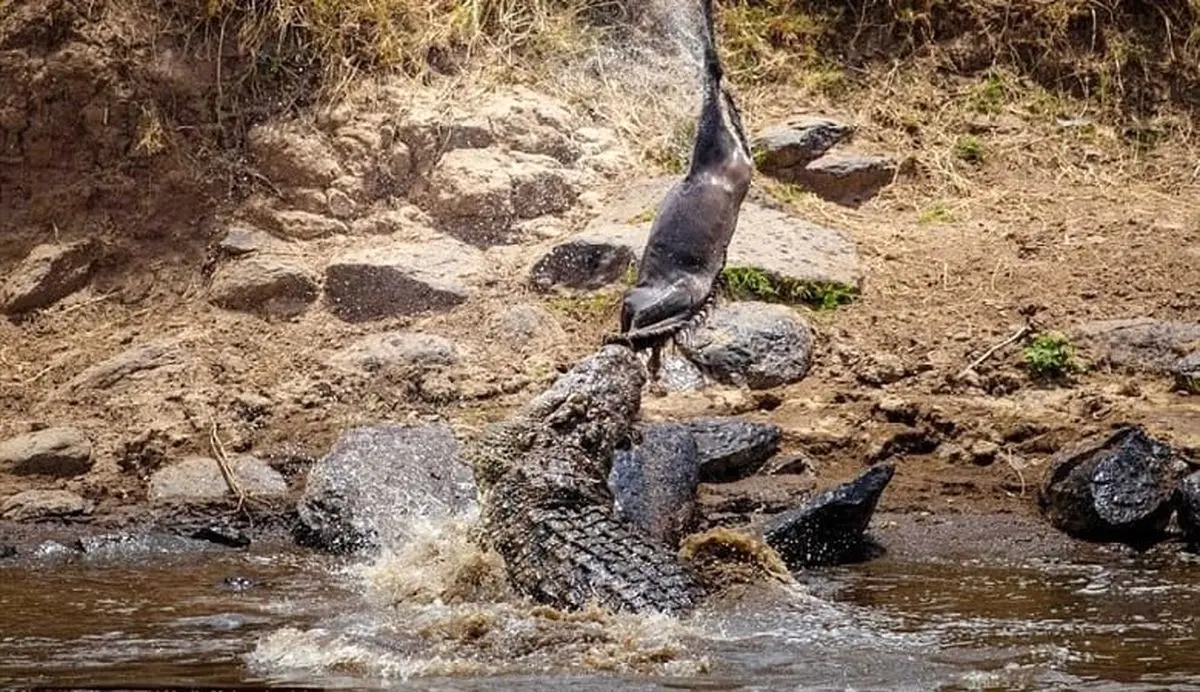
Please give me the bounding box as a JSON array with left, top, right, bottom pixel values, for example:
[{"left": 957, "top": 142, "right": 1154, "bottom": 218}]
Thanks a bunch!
[{"left": 464, "top": 345, "right": 704, "bottom": 615}]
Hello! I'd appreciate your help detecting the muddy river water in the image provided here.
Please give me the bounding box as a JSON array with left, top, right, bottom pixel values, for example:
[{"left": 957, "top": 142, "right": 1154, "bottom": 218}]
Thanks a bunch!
[{"left": 2, "top": 514, "right": 1198, "bottom": 691}]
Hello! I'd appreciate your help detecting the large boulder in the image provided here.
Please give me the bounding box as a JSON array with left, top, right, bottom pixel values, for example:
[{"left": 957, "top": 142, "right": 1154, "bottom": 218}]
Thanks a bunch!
[
  {"left": 529, "top": 184, "right": 861, "bottom": 293},
  {"left": 1, "top": 240, "right": 98, "bottom": 315},
  {"left": 1037, "top": 426, "right": 1192, "bottom": 546},
  {"left": 677, "top": 302, "right": 814, "bottom": 390},
  {"left": 609, "top": 424, "right": 700, "bottom": 547},
  {"left": 0, "top": 427, "right": 93, "bottom": 477},
  {"left": 324, "top": 238, "right": 482, "bottom": 322},
  {"left": 294, "top": 424, "right": 476, "bottom": 554},
  {"left": 762, "top": 463, "right": 895, "bottom": 569}
]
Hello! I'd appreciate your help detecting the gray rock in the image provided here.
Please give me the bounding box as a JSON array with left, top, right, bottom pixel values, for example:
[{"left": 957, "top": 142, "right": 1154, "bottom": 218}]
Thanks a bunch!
[
  {"left": 65, "top": 338, "right": 184, "bottom": 391},
  {"left": 1073, "top": 319, "right": 1200, "bottom": 373},
  {"left": 246, "top": 123, "right": 344, "bottom": 189},
  {"left": 216, "top": 224, "right": 285, "bottom": 256},
  {"left": 294, "top": 424, "right": 476, "bottom": 554},
  {"left": 328, "top": 331, "right": 458, "bottom": 373},
  {"left": 0, "top": 427, "right": 93, "bottom": 477},
  {"left": 208, "top": 255, "right": 319, "bottom": 318},
  {"left": 529, "top": 196, "right": 861, "bottom": 292},
  {"left": 324, "top": 239, "right": 481, "bottom": 322},
  {"left": 423, "top": 148, "right": 517, "bottom": 247},
  {"left": 486, "top": 303, "right": 565, "bottom": 351},
  {"left": 1037, "top": 426, "right": 1191, "bottom": 546},
  {"left": 478, "top": 89, "right": 582, "bottom": 164},
  {"left": 680, "top": 417, "right": 783, "bottom": 483},
  {"left": 609, "top": 424, "right": 700, "bottom": 547},
  {"left": 763, "top": 463, "right": 894, "bottom": 569},
  {"left": 509, "top": 152, "right": 579, "bottom": 219},
  {"left": 751, "top": 117, "right": 854, "bottom": 175},
  {"left": 0, "top": 489, "right": 93, "bottom": 521},
  {"left": 790, "top": 154, "right": 898, "bottom": 207},
  {"left": 148, "top": 455, "right": 288, "bottom": 505},
  {"left": 677, "top": 302, "right": 814, "bottom": 390},
  {"left": 1172, "top": 352, "right": 1200, "bottom": 393},
  {"left": 660, "top": 354, "right": 707, "bottom": 392},
  {"left": 74, "top": 533, "right": 223, "bottom": 558},
  {"left": 1, "top": 240, "right": 98, "bottom": 314},
  {"left": 1177, "top": 471, "right": 1200, "bottom": 546}
]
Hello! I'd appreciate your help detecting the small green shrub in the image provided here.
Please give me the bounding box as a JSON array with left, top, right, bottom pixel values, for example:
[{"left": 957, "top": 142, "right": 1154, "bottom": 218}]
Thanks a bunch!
[
  {"left": 1023, "top": 332, "right": 1083, "bottom": 379},
  {"left": 721, "top": 266, "right": 857, "bottom": 310},
  {"left": 918, "top": 204, "right": 956, "bottom": 224},
  {"left": 953, "top": 135, "right": 984, "bottom": 163}
]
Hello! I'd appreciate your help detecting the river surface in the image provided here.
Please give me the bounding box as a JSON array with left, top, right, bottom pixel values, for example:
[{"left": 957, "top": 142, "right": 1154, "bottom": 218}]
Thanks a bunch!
[{"left": 2, "top": 516, "right": 1199, "bottom": 691}]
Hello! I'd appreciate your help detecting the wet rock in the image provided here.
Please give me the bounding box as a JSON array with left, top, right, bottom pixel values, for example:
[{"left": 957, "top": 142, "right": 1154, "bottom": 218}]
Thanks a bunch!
[
  {"left": 762, "top": 463, "right": 895, "bottom": 569},
  {"left": 218, "top": 576, "right": 258, "bottom": 591},
  {"left": 247, "top": 123, "right": 343, "bottom": 188},
  {"left": 1176, "top": 472, "right": 1200, "bottom": 546},
  {"left": 609, "top": 424, "right": 700, "bottom": 546},
  {"left": 148, "top": 455, "right": 288, "bottom": 505},
  {"left": 295, "top": 424, "right": 476, "bottom": 554},
  {"left": 75, "top": 533, "right": 222, "bottom": 558},
  {"left": 509, "top": 152, "right": 579, "bottom": 219},
  {"left": 208, "top": 255, "right": 319, "bottom": 318},
  {"left": 681, "top": 417, "right": 783, "bottom": 483},
  {"left": 529, "top": 195, "right": 861, "bottom": 291},
  {"left": 0, "top": 427, "right": 93, "bottom": 477},
  {"left": 423, "top": 149, "right": 516, "bottom": 246},
  {"left": 790, "top": 154, "right": 898, "bottom": 207},
  {"left": 190, "top": 526, "right": 251, "bottom": 549},
  {"left": 1170, "top": 352, "right": 1200, "bottom": 393},
  {"left": 660, "top": 354, "right": 707, "bottom": 392},
  {"left": 1, "top": 240, "right": 98, "bottom": 315},
  {"left": 0, "top": 489, "right": 93, "bottom": 521},
  {"left": 328, "top": 331, "right": 459, "bottom": 373},
  {"left": 1037, "top": 426, "right": 1191, "bottom": 546},
  {"left": 65, "top": 338, "right": 184, "bottom": 391},
  {"left": 270, "top": 210, "right": 349, "bottom": 240},
  {"left": 324, "top": 238, "right": 481, "bottom": 322},
  {"left": 751, "top": 117, "right": 854, "bottom": 176},
  {"left": 677, "top": 302, "right": 814, "bottom": 390},
  {"left": 1073, "top": 319, "right": 1200, "bottom": 373}
]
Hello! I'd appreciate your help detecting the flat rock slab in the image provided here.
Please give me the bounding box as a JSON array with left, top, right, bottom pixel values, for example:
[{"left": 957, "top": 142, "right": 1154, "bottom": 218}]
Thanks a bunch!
[
  {"left": 1, "top": 240, "right": 98, "bottom": 314},
  {"left": 751, "top": 117, "right": 854, "bottom": 175},
  {"left": 678, "top": 301, "right": 814, "bottom": 390},
  {"left": 148, "top": 455, "right": 288, "bottom": 505},
  {"left": 325, "top": 238, "right": 483, "bottom": 322},
  {"left": 295, "top": 424, "right": 476, "bottom": 554},
  {"left": 208, "top": 255, "right": 319, "bottom": 318},
  {"left": 328, "top": 331, "right": 459, "bottom": 374},
  {"left": 0, "top": 427, "right": 93, "bottom": 477},
  {"left": 1037, "top": 426, "right": 1192, "bottom": 546},
  {"left": 1073, "top": 319, "right": 1200, "bottom": 373},
  {"left": 609, "top": 424, "right": 700, "bottom": 547},
  {"left": 762, "top": 463, "right": 895, "bottom": 569},
  {"left": 530, "top": 181, "right": 861, "bottom": 292},
  {"left": 789, "top": 154, "right": 898, "bottom": 207},
  {"left": 1, "top": 489, "right": 93, "bottom": 521},
  {"left": 64, "top": 338, "right": 185, "bottom": 392}
]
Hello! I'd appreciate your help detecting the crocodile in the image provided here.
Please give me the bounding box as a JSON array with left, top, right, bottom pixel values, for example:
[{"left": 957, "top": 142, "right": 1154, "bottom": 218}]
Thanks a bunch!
[{"left": 464, "top": 345, "right": 704, "bottom": 615}]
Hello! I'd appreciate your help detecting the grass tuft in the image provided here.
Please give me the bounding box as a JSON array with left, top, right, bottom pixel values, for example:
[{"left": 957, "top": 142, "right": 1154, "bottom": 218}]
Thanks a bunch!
[
  {"left": 1023, "top": 332, "right": 1083, "bottom": 380},
  {"left": 721, "top": 266, "right": 857, "bottom": 311}
]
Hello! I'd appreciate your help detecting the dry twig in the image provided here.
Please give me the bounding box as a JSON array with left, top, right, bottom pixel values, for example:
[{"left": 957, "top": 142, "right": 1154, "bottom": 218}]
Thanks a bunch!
[{"left": 955, "top": 320, "right": 1034, "bottom": 380}]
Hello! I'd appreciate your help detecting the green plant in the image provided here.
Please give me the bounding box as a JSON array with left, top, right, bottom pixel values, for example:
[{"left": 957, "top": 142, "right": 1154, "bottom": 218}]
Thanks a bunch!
[
  {"left": 1023, "top": 332, "right": 1083, "bottom": 379},
  {"left": 968, "top": 71, "right": 1009, "bottom": 114},
  {"left": 626, "top": 207, "right": 655, "bottom": 224},
  {"left": 953, "top": 135, "right": 984, "bottom": 163},
  {"left": 918, "top": 204, "right": 956, "bottom": 224},
  {"left": 720, "top": 266, "right": 857, "bottom": 310}
]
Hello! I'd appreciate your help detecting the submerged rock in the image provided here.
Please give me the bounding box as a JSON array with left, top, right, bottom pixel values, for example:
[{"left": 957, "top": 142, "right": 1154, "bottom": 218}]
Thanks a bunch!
[
  {"left": 294, "top": 424, "right": 476, "bottom": 554},
  {"left": 0, "top": 427, "right": 93, "bottom": 477},
  {"left": 1177, "top": 472, "right": 1200, "bottom": 546},
  {"left": 0, "top": 489, "right": 93, "bottom": 521},
  {"left": 75, "top": 533, "right": 224, "bottom": 558},
  {"left": 762, "top": 463, "right": 895, "bottom": 569},
  {"left": 609, "top": 424, "right": 700, "bottom": 546},
  {"left": 677, "top": 302, "right": 814, "bottom": 390},
  {"left": 1037, "top": 426, "right": 1191, "bottom": 546}
]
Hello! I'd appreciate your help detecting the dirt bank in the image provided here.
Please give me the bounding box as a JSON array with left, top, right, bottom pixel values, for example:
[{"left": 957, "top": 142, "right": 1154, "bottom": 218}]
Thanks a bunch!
[{"left": 0, "top": 0, "right": 1197, "bottom": 540}]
